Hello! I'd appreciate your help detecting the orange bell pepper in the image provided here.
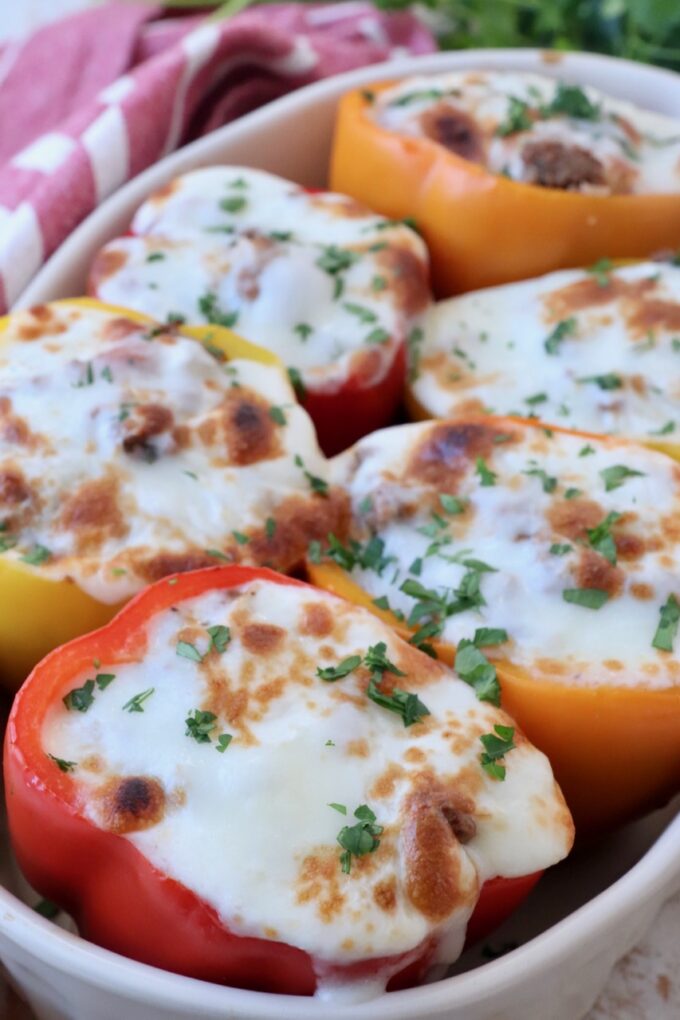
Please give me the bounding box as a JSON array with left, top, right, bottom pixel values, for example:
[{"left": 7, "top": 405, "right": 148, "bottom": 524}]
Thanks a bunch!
[
  {"left": 330, "top": 84, "right": 680, "bottom": 296},
  {"left": 0, "top": 300, "right": 281, "bottom": 690},
  {"left": 307, "top": 416, "right": 680, "bottom": 834}
]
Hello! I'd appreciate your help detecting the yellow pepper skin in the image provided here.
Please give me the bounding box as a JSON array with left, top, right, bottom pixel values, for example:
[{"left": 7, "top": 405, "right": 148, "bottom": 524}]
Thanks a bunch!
[
  {"left": 331, "top": 85, "right": 680, "bottom": 296},
  {"left": 0, "top": 299, "right": 282, "bottom": 691},
  {"left": 306, "top": 560, "right": 680, "bottom": 835}
]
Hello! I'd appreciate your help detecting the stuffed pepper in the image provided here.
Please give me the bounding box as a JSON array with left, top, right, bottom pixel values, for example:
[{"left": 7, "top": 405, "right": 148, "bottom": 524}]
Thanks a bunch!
[
  {"left": 0, "top": 300, "right": 346, "bottom": 689},
  {"left": 331, "top": 70, "right": 680, "bottom": 294},
  {"left": 407, "top": 260, "right": 680, "bottom": 461},
  {"left": 307, "top": 417, "right": 680, "bottom": 833},
  {"left": 5, "top": 566, "right": 573, "bottom": 998},
  {"left": 88, "top": 167, "right": 431, "bottom": 454}
]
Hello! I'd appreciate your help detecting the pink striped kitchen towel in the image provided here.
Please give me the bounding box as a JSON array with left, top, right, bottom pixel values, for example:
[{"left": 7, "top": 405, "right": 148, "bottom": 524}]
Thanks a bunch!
[{"left": 0, "top": 2, "right": 435, "bottom": 313}]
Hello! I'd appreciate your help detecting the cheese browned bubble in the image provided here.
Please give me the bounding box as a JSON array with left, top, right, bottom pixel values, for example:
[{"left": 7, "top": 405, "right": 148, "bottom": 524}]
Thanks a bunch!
[
  {"left": 410, "top": 262, "right": 680, "bottom": 438},
  {"left": 329, "top": 419, "right": 680, "bottom": 689},
  {"left": 0, "top": 302, "right": 345, "bottom": 603},
  {"left": 42, "top": 578, "right": 573, "bottom": 1000},
  {"left": 89, "top": 167, "right": 430, "bottom": 393},
  {"left": 371, "top": 71, "right": 680, "bottom": 195}
]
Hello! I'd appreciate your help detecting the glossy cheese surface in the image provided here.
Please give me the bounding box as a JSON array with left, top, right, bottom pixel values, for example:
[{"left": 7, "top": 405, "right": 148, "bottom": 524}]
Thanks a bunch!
[
  {"left": 372, "top": 71, "right": 680, "bottom": 195},
  {"left": 0, "top": 303, "right": 343, "bottom": 603},
  {"left": 330, "top": 419, "right": 680, "bottom": 689},
  {"left": 42, "top": 578, "right": 572, "bottom": 995},
  {"left": 90, "top": 167, "right": 430, "bottom": 392},
  {"left": 411, "top": 262, "right": 680, "bottom": 438}
]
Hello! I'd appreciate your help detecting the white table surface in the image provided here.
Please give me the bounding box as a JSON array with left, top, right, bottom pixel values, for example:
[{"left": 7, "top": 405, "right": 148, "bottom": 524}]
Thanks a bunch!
[{"left": 0, "top": 3, "right": 679, "bottom": 1018}]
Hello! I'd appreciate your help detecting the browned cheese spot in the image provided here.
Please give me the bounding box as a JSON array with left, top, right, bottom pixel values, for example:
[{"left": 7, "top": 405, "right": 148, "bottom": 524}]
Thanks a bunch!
[
  {"left": 137, "top": 549, "right": 226, "bottom": 583},
  {"left": 299, "top": 601, "right": 334, "bottom": 639},
  {"left": 121, "top": 403, "right": 175, "bottom": 459},
  {"left": 547, "top": 497, "right": 606, "bottom": 542},
  {"left": 15, "top": 305, "right": 68, "bottom": 341},
  {"left": 99, "top": 776, "right": 165, "bottom": 834},
  {"left": 630, "top": 582, "right": 655, "bottom": 601},
  {"left": 407, "top": 421, "right": 512, "bottom": 492},
  {"left": 88, "top": 247, "right": 129, "bottom": 291},
  {"left": 198, "top": 387, "right": 281, "bottom": 467},
  {"left": 521, "top": 140, "right": 605, "bottom": 191},
  {"left": 419, "top": 103, "right": 485, "bottom": 163},
  {"left": 0, "top": 396, "right": 42, "bottom": 449},
  {"left": 575, "top": 547, "right": 624, "bottom": 598},
  {"left": 59, "top": 474, "right": 128, "bottom": 555},
  {"left": 236, "top": 233, "right": 278, "bottom": 302},
  {"left": 376, "top": 245, "right": 430, "bottom": 317},
  {"left": 372, "top": 876, "right": 397, "bottom": 913},
  {"left": 0, "top": 467, "right": 32, "bottom": 507},
  {"left": 626, "top": 298, "right": 680, "bottom": 339},
  {"left": 296, "top": 848, "right": 346, "bottom": 923},
  {"left": 241, "top": 622, "right": 285, "bottom": 656},
  {"left": 101, "top": 316, "right": 146, "bottom": 342},
  {"left": 402, "top": 787, "right": 478, "bottom": 923},
  {"left": 544, "top": 275, "right": 657, "bottom": 321},
  {"left": 247, "top": 487, "right": 351, "bottom": 573}
]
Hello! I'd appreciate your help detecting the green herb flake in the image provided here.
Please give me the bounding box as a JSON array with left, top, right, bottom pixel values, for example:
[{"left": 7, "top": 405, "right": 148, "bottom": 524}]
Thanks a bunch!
[
  {"left": 343, "top": 302, "right": 377, "bottom": 324},
  {"left": 564, "top": 487, "right": 582, "bottom": 500},
  {"left": 563, "top": 588, "right": 609, "bottom": 609},
  {"left": 208, "top": 625, "right": 231, "bottom": 654},
  {"left": 480, "top": 724, "right": 516, "bottom": 781},
  {"left": 20, "top": 544, "right": 51, "bottom": 566},
  {"left": 371, "top": 275, "right": 387, "bottom": 292},
  {"left": 198, "top": 292, "right": 238, "bottom": 329},
  {"left": 146, "top": 251, "right": 165, "bottom": 263},
  {"left": 216, "top": 733, "right": 233, "bottom": 753},
  {"left": 455, "top": 640, "right": 501, "bottom": 706},
  {"left": 649, "top": 421, "right": 676, "bottom": 436},
  {"left": 544, "top": 316, "right": 577, "bottom": 355},
  {"left": 232, "top": 530, "right": 250, "bottom": 545},
  {"left": 205, "top": 548, "right": 230, "bottom": 562},
  {"left": 219, "top": 195, "right": 247, "bottom": 214},
  {"left": 265, "top": 517, "right": 276, "bottom": 540},
  {"left": 176, "top": 641, "right": 204, "bottom": 663},
  {"left": 544, "top": 83, "right": 600, "bottom": 121},
  {"left": 122, "top": 687, "right": 155, "bottom": 713},
  {"left": 287, "top": 366, "right": 307, "bottom": 400},
  {"left": 328, "top": 802, "right": 347, "bottom": 815},
  {"left": 523, "top": 466, "right": 557, "bottom": 493},
  {"left": 269, "top": 405, "right": 286, "bottom": 426},
  {"left": 578, "top": 373, "right": 623, "bottom": 390},
  {"left": 475, "top": 457, "right": 497, "bottom": 486},
  {"left": 47, "top": 754, "right": 77, "bottom": 773},
  {"left": 600, "top": 464, "right": 645, "bottom": 492},
  {"left": 587, "top": 258, "right": 614, "bottom": 287},
  {"left": 63, "top": 679, "right": 95, "bottom": 713},
  {"left": 550, "top": 543, "right": 573, "bottom": 556},
  {"left": 317, "top": 655, "right": 362, "bottom": 682},
  {"left": 496, "top": 96, "right": 533, "bottom": 136},
  {"left": 587, "top": 511, "right": 621, "bottom": 565},
  {"left": 439, "top": 493, "right": 466, "bottom": 514},
  {"left": 652, "top": 594, "right": 680, "bottom": 653},
  {"left": 579, "top": 444, "right": 596, "bottom": 457},
  {"left": 365, "top": 327, "right": 390, "bottom": 345},
  {"left": 294, "top": 454, "right": 328, "bottom": 496},
  {"left": 337, "top": 804, "right": 383, "bottom": 874},
  {"left": 294, "top": 323, "right": 313, "bottom": 341},
  {"left": 185, "top": 709, "right": 217, "bottom": 743}
]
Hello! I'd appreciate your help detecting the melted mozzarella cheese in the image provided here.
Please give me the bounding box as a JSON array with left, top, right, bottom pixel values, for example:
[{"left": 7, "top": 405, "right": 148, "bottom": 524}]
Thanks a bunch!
[
  {"left": 0, "top": 302, "right": 339, "bottom": 603},
  {"left": 373, "top": 71, "right": 680, "bottom": 195},
  {"left": 90, "top": 167, "right": 429, "bottom": 389},
  {"left": 42, "top": 579, "right": 572, "bottom": 997},
  {"left": 330, "top": 420, "right": 680, "bottom": 689},
  {"left": 411, "top": 262, "right": 680, "bottom": 438}
]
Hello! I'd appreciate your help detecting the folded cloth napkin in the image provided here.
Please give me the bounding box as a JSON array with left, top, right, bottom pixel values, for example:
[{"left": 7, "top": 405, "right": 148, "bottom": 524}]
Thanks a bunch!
[{"left": 0, "top": 2, "right": 435, "bottom": 313}]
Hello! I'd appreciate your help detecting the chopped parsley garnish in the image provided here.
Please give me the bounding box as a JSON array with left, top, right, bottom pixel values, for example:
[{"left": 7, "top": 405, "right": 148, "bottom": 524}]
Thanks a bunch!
[
  {"left": 21, "top": 544, "right": 51, "bottom": 566},
  {"left": 294, "top": 454, "right": 328, "bottom": 496},
  {"left": 564, "top": 487, "right": 582, "bottom": 500},
  {"left": 579, "top": 444, "right": 596, "bottom": 457},
  {"left": 232, "top": 530, "right": 250, "bottom": 545},
  {"left": 185, "top": 709, "right": 217, "bottom": 743},
  {"left": 544, "top": 317, "right": 577, "bottom": 355},
  {"left": 316, "top": 246, "right": 359, "bottom": 277},
  {"left": 363, "top": 641, "right": 430, "bottom": 727},
  {"left": 550, "top": 543, "right": 573, "bottom": 556},
  {"left": 329, "top": 803, "right": 347, "bottom": 816},
  {"left": 439, "top": 493, "right": 466, "bottom": 514},
  {"left": 480, "top": 724, "right": 516, "bottom": 781},
  {"left": 287, "top": 366, "right": 306, "bottom": 399},
  {"left": 176, "top": 640, "right": 204, "bottom": 663},
  {"left": 219, "top": 195, "right": 247, "bottom": 214},
  {"left": 317, "top": 655, "right": 362, "bottom": 682},
  {"left": 523, "top": 465, "right": 557, "bottom": 493},
  {"left": 587, "top": 258, "right": 614, "bottom": 288},
  {"left": 95, "top": 673, "right": 116, "bottom": 690},
  {"left": 47, "top": 754, "right": 77, "bottom": 773},
  {"left": 600, "top": 464, "right": 645, "bottom": 492},
  {"left": 455, "top": 640, "right": 501, "bottom": 706},
  {"left": 123, "top": 688, "right": 155, "bottom": 713},
  {"left": 208, "top": 625, "right": 231, "bottom": 654},
  {"left": 146, "top": 251, "right": 165, "bottom": 263},
  {"left": 366, "top": 327, "right": 390, "bottom": 345},
  {"left": 475, "top": 457, "right": 497, "bottom": 486},
  {"left": 294, "top": 323, "right": 312, "bottom": 341},
  {"left": 198, "top": 291, "right": 238, "bottom": 328},
  {"left": 73, "top": 362, "right": 95, "bottom": 388},
  {"left": 543, "top": 83, "right": 600, "bottom": 121},
  {"left": 63, "top": 680, "right": 95, "bottom": 713},
  {"left": 586, "top": 511, "right": 621, "bottom": 565},
  {"left": 496, "top": 96, "right": 532, "bottom": 136},
  {"left": 391, "top": 88, "right": 445, "bottom": 107},
  {"left": 650, "top": 421, "right": 676, "bottom": 436},
  {"left": 216, "top": 733, "right": 233, "bottom": 753},
  {"left": 407, "top": 326, "right": 424, "bottom": 382},
  {"left": 652, "top": 594, "right": 680, "bottom": 653},
  {"left": 473, "top": 627, "right": 508, "bottom": 647},
  {"left": 269, "top": 405, "right": 286, "bottom": 426},
  {"left": 337, "top": 804, "right": 383, "bottom": 874},
  {"left": 307, "top": 540, "right": 322, "bottom": 563},
  {"left": 265, "top": 517, "right": 276, "bottom": 540},
  {"left": 343, "top": 302, "right": 377, "bottom": 324},
  {"left": 578, "top": 373, "right": 623, "bottom": 390},
  {"left": 371, "top": 275, "right": 387, "bottom": 291},
  {"left": 525, "top": 391, "right": 548, "bottom": 406},
  {"left": 206, "top": 548, "right": 230, "bottom": 562},
  {"left": 563, "top": 588, "right": 609, "bottom": 609},
  {"left": 401, "top": 570, "right": 486, "bottom": 629},
  {"left": 101, "top": 365, "right": 114, "bottom": 383}
]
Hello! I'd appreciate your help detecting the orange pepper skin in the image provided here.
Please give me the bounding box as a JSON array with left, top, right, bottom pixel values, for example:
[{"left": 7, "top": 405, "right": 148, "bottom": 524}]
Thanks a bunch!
[
  {"left": 331, "top": 85, "right": 680, "bottom": 296},
  {"left": 5, "top": 565, "right": 540, "bottom": 992},
  {"left": 306, "top": 560, "right": 680, "bottom": 835},
  {"left": 0, "top": 300, "right": 281, "bottom": 692}
]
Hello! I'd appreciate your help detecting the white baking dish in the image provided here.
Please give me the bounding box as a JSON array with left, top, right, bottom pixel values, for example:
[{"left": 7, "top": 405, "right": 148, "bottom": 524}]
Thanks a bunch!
[{"left": 1, "top": 47, "right": 680, "bottom": 1020}]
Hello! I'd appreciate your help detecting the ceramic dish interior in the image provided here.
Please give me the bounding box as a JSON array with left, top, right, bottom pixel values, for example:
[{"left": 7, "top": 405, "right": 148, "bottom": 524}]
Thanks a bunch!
[{"left": 2, "top": 47, "right": 680, "bottom": 1020}]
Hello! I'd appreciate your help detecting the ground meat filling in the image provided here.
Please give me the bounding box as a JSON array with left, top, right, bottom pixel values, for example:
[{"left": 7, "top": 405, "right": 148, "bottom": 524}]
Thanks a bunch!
[
  {"left": 521, "top": 140, "right": 606, "bottom": 191},
  {"left": 419, "top": 103, "right": 485, "bottom": 163}
]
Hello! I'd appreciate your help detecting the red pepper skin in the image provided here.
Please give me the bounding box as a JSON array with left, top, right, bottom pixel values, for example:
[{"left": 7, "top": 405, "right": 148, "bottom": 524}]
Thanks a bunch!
[{"left": 5, "top": 566, "right": 541, "bottom": 994}]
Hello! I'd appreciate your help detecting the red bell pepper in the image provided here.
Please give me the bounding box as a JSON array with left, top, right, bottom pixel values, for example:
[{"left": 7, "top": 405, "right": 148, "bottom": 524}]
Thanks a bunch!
[{"left": 5, "top": 566, "right": 543, "bottom": 994}]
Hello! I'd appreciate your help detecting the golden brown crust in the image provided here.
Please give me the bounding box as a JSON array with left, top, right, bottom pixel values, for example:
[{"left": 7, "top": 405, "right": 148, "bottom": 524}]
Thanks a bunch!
[
  {"left": 407, "top": 420, "right": 513, "bottom": 491},
  {"left": 59, "top": 474, "right": 128, "bottom": 555}
]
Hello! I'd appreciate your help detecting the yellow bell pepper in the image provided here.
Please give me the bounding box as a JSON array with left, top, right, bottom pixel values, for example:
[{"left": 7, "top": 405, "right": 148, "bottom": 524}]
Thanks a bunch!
[
  {"left": 330, "top": 84, "right": 680, "bottom": 296},
  {"left": 0, "top": 299, "right": 281, "bottom": 690}
]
